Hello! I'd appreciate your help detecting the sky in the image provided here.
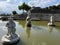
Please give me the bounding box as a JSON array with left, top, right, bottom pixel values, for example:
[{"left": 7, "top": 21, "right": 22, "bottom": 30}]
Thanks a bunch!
[{"left": 0, "top": 0, "right": 60, "bottom": 14}]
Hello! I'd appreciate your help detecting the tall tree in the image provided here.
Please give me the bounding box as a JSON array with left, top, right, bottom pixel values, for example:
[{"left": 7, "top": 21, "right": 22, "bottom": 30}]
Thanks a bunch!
[
  {"left": 24, "top": 4, "right": 31, "bottom": 11},
  {"left": 18, "top": 2, "right": 31, "bottom": 13}
]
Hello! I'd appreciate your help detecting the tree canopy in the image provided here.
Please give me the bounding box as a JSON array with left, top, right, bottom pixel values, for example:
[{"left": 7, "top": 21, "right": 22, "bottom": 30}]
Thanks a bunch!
[
  {"left": 45, "top": 5, "right": 60, "bottom": 10},
  {"left": 18, "top": 3, "right": 60, "bottom": 14},
  {"left": 18, "top": 2, "right": 31, "bottom": 13},
  {"left": 12, "top": 11, "right": 17, "bottom": 15}
]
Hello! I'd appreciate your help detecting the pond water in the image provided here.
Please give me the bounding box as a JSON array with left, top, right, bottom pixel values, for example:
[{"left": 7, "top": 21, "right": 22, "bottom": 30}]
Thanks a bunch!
[{"left": 0, "top": 20, "right": 60, "bottom": 45}]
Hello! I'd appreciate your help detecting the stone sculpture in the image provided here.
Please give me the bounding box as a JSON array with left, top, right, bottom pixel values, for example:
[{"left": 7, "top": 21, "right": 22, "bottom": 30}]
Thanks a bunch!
[
  {"left": 1, "top": 17, "right": 20, "bottom": 44},
  {"left": 48, "top": 15, "right": 55, "bottom": 26},
  {"left": 26, "top": 8, "right": 32, "bottom": 27}
]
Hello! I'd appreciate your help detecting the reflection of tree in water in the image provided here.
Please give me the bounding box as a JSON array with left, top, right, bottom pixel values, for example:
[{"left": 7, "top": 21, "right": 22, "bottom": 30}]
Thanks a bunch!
[
  {"left": 48, "top": 26, "right": 53, "bottom": 33},
  {"left": 25, "top": 27, "right": 31, "bottom": 38}
]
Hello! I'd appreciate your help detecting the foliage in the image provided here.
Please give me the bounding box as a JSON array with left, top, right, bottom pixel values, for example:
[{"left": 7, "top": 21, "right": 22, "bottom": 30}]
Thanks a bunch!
[
  {"left": 45, "top": 5, "right": 60, "bottom": 10},
  {"left": 18, "top": 3, "right": 60, "bottom": 14},
  {"left": 18, "top": 2, "right": 31, "bottom": 12},
  {"left": 12, "top": 11, "right": 17, "bottom": 15}
]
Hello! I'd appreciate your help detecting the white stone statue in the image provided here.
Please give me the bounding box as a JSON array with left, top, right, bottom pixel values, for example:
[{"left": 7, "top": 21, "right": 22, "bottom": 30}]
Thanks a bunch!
[
  {"left": 26, "top": 7, "right": 34, "bottom": 27},
  {"left": 50, "top": 16, "right": 54, "bottom": 24},
  {"left": 26, "top": 8, "right": 32, "bottom": 27},
  {"left": 48, "top": 15, "right": 55, "bottom": 26},
  {"left": 6, "top": 18, "right": 16, "bottom": 36},
  {"left": 1, "top": 17, "right": 20, "bottom": 44}
]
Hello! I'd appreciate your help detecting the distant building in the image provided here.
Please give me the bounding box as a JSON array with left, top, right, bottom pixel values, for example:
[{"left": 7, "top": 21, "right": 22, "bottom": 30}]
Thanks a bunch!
[
  {"left": 29, "top": 7, "right": 41, "bottom": 20},
  {"left": 29, "top": 7, "right": 60, "bottom": 21}
]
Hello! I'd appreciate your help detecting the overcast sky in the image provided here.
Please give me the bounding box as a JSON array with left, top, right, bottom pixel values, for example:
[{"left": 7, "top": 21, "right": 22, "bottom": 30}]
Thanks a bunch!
[{"left": 0, "top": 0, "right": 60, "bottom": 14}]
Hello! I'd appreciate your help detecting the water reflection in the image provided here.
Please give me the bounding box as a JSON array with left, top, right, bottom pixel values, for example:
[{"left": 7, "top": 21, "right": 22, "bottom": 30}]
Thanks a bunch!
[
  {"left": 17, "top": 39, "right": 24, "bottom": 45},
  {"left": 32, "top": 25, "right": 47, "bottom": 31},
  {"left": 0, "top": 20, "right": 60, "bottom": 45},
  {"left": 25, "top": 26, "right": 31, "bottom": 38},
  {"left": 48, "top": 26, "right": 53, "bottom": 33},
  {"left": 55, "top": 26, "right": 60, "bottom": 30}
]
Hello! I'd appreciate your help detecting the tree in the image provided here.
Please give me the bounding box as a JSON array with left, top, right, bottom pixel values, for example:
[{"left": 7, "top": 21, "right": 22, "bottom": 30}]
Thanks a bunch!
[
  {"left": 24, "top": 4, "right": 31, "bottom": 11},
  {"left": 12, "top": 11, "right": 17, "bottom": 15},
  {"left": 57, "top": 5, "right": 60, "bottom": 9},
  {"left": 18, "top": 2, "right": 31, "bottom": 13}
]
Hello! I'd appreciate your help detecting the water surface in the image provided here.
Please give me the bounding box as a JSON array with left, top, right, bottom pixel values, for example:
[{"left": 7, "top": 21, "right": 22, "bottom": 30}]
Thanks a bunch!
[{"left": 0, "top": 20, "right": 60, "bottom": 45}]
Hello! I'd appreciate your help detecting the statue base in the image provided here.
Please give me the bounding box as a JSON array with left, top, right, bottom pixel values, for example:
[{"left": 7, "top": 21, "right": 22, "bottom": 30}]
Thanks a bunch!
[
  {"left": 1, "top": 34, "right": 20, "bottom": 45},
  {"left": 26, "top": 21, "right": 31, "bottom": 27},
  {"left": 27, "top": 23, "right": 31, "bottom": 27},
  {"left": 48, "top": 22, "right": 55, "bottom": 26}
]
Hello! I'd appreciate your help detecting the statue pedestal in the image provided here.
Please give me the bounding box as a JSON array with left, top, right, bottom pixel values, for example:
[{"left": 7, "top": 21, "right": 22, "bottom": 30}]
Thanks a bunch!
[
  {"left": 48, "top": 22, "right": 55, "bottom": 26},
  {"left": 26, "top": 21, "right": 31, "bottom": 27},
  {"left": 1, "top": 34, "right": 20, "bottom": 44}
]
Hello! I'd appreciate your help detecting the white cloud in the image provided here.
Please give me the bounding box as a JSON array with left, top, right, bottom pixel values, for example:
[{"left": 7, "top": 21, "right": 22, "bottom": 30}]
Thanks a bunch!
[
  {"left": 28, "top": 0, "right": 56, "bottom": 7},
  {"left": 55, "top": 2, "right": 60, "bottom": 6},
  {"left": 0, "top": 0, "right": 6, "bottom": 1},
  {"left": 0, "top": 0, "right": 23, "bottom": 14},
  {"left": 0, "top": 0, "right": 57, "bottom": 14},
  {"left": 6, "top": 0, "right": 10, "bottom": 2}
]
